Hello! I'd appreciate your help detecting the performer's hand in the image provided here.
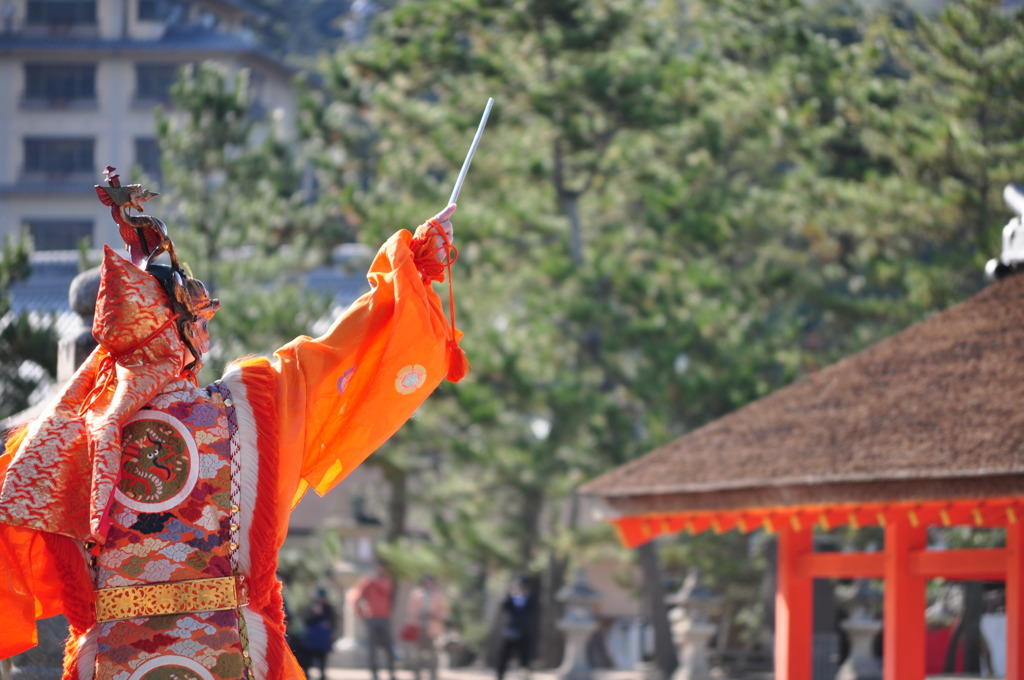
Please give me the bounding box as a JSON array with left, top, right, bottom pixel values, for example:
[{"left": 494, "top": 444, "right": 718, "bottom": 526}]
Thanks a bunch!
[{"left": 431, "top": 204, "right": 456, "bottom": 263}]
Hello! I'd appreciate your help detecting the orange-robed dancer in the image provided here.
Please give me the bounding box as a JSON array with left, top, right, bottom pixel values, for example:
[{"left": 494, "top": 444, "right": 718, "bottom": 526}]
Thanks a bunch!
[{"left": 0, "top": 168, "right": 467, "bottom": 680}]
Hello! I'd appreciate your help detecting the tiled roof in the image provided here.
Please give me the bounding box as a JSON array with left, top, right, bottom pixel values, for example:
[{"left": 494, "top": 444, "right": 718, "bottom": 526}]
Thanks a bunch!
[
  {"left": 580, "top": 273, "right": 1024, "bottom": 514},
  {"left": 6, "top": 250, "right": 83, "bottom": 338}
]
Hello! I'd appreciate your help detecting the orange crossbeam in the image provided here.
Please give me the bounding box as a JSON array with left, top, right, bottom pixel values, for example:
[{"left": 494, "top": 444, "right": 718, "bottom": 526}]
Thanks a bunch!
[
  {"left": 796, "top": 550, "right": 884, "bottom": 578},
  {"left": 908, "top": 548, "right": 1008, "bottom": 580}
]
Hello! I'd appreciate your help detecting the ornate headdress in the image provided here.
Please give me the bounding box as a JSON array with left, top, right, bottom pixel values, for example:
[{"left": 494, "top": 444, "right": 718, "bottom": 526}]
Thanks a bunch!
[
  {"left": 95, "top": 166, "right": 220, "bottom": 370},
  {"left": 0, "top": 167, "right": 219, "bottom": 542}
]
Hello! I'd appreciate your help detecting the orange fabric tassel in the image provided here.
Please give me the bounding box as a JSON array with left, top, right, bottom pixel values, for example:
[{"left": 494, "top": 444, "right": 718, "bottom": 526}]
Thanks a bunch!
[
  {"left": 412, "top": 219, "right": 469, "bottom": 383},
  {"left": 447, "top": 338, "right": 468, "bottom": 382}
]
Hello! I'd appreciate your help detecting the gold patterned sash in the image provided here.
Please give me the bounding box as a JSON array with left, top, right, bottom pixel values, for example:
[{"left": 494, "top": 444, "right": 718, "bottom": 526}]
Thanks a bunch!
[{"left": 95, "top": 575, "right": 249, "bottom": 623}]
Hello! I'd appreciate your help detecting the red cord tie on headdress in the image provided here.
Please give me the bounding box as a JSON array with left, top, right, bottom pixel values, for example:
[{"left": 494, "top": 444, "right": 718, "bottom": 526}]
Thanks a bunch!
[
  {"left": 78, "top": 313, "right": 181, "bottom": 416},
  {"left": 411, "top": 219, "right": 468, "bottom": 382}
]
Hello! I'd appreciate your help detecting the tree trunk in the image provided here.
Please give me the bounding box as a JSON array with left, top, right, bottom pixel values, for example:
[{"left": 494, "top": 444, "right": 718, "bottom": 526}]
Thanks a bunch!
[
  {"left": 520, "top": 488, "right": 544, "bottom": 566},
  {"left": 637, "top": 540, "right": 677, "bottom": 680},
  {"left": 944, "top": 582, "right": 984, "bottom": 673},
  {"left": 382, "top": 461, "right": 407, "bottom": 542},
  {"left": 561, "top": 192, "right": 584, "bottom": 266},
  {"left": 539, "top": 552, "right": 569, "bottom": 668},
  {"left": 960, "top": 582, "right": 984, "bottom": 674}
]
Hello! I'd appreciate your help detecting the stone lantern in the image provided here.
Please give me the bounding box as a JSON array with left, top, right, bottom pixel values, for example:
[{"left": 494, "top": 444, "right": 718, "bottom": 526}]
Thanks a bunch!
[
  {"left": 330, "top": 514, "right": 384, "bottom": 667},
  {"left": 59, "top": 266, "right": 101, "bottom": 382},
  {"left": 835, "top": 580, "right": 882, "bottom": 680},
  {"left": 669, "top": 569, "right": 721, "bottom": 680},
  {"left": 556, "top": 568, "right": 602, "bottom": 680}
]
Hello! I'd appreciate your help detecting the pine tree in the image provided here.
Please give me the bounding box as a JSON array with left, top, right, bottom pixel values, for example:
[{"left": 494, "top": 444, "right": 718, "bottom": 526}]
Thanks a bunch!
[
  {"left": 153, "top": 61, "right": 328, "bottom": 378},
  {"left": 300, "top": 0, "right": 703, "bottom": 661},
  {"left": 0, "top": 235, "right": 58, "bottom": 420},
  {"left": 861, "top": 0, "right": 1024, "bottom": 307}
]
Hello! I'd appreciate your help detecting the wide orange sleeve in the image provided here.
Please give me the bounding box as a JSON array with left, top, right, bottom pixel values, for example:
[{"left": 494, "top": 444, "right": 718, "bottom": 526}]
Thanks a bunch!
[
  {"left": 272, "top": 229, "right": 454, "bottom": 506},
  {"left": 0, "top": 449, "right": 67, "bottom": 659}
]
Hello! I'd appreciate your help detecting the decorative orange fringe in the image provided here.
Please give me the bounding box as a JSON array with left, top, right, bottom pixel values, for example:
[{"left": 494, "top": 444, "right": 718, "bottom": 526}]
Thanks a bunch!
[
  {"left": 41, "top": 533, "right": 94, "bottom": 680},
  {"left": 239, "top": 358, "right": 288, "bottom": 676}
]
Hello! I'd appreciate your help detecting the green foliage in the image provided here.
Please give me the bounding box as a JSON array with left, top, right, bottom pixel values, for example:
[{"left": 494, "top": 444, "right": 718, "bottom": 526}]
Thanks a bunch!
[
  {"left": 858, "top": 0, "right": 1024, "bottom": 304},
  {"left": 277, "top": 527, "right": 346, "bottom": 635},
  {"left": 0, "top": 233, "right": 31, "bottom": 293},
  {"left": 154, "top": 62, "right": 329, "bottom": 378},
  {"left": 245, "top": 0, "right": 351, "bottom": 60},
  {"left": 298, "top": 0, "right": 710, "bottom": 653},
  {"left": 0, "top": 233, "right": 58, "bottom": 420}
]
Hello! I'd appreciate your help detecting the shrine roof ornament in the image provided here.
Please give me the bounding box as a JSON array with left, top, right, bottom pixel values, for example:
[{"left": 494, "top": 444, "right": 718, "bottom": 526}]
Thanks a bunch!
[{"left": 986, "top": 183, "right": 1024, "bottom": 280}]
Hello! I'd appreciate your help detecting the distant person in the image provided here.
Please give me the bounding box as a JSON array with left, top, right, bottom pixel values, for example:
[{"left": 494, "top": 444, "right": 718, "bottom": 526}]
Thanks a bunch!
[
  {"left": 406, "top": 575, "right": 449, "bottom": 680},
  {"left": 282, "top": 588, "right": 310, "bottom": 671},
  {"left": 303, "top": 587, "right": 338, "bottom": 679},
  {"left": 349, "top": 563, "right": 398, "bottom": 680},
  {"left": 496, "top": 577, "right": 538, "bottom": 680}
]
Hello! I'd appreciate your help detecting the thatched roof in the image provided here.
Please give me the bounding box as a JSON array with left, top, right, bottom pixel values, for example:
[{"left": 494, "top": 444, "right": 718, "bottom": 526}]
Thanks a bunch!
[{"left": 580, "top": 273, "right": 1024, "bottom": 517}]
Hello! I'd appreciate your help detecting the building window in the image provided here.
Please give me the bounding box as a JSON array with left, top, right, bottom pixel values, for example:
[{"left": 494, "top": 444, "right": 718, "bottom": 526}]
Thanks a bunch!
[
  {"left": 247, "top": 71, "right": 267, "bottom": 120},
  {"left": 135, "top": 138, "right": 162, "bottom": 183},
  {"left": 23, "top": 138, "right": 94, "bottom": 178},
  {"left": 23, "top": 63, "right": 96, "bottom": 107},
  {"left": 24, "top": 219, "right": 93, "bottom": 251},
  {"left": 26, "top": 0, "right": 97, "bottom": 26},
  {"left": 135, "top": 63, "right": 180, "bottom": 105},
  {"left": 138, "top": 0, "right": 177, "bottom": 22}
]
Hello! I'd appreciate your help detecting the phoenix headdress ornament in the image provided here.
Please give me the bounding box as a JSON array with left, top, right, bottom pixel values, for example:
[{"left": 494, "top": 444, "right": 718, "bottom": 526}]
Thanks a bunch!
[{"left": 95, "top": 165, "right": 220, "bottom": 371}]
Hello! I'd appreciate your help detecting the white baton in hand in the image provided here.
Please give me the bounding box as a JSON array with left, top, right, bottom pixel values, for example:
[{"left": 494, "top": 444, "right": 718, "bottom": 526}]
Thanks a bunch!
[{"left": 448, "top": 97, "right": 494, "bottom": 206}]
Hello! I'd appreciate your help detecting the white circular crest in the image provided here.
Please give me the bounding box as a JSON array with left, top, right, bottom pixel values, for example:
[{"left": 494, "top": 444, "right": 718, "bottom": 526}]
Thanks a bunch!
[
  {"left": 114, "top": 411, "right": 200, "bottom": 512},
  {"left": 126, "top": 655, "right": 216, "bottom": 680}
]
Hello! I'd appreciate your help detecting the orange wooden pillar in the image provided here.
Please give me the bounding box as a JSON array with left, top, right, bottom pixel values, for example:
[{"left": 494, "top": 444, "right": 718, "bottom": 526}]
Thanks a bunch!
[
  {"left": 883, "top": 516, "right": 926, "bottom": 680},
  {"left": 1008, "top": 520, "right": 1024, "bottom": 680},
  {"left": 775, "top": 524, "right": 813, "bottom": 680}
]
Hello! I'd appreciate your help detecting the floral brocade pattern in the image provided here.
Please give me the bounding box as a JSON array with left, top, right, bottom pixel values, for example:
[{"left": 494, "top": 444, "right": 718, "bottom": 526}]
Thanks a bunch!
[
  {"left": 96, "top": 611, "right": 244, "bottom": 680},
  {"left": 92, "top": 381, "right": 247, "bottom": 680},
  {"left": 0, "top": 247, "right": 188, "bottom": 541}
]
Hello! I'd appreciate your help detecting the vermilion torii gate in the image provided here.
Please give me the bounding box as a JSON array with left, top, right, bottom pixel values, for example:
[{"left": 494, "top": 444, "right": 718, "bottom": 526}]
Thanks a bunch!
[
  {"left": 606, "top": 499, "right": 1024, "bottom": 680},
  {"left": 581, "top": 265, "right": 1024, "bottom": 680}
]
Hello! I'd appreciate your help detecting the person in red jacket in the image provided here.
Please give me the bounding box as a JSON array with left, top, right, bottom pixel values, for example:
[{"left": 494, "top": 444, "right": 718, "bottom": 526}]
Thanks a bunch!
[{"left": 349, "top": 563, "right": 398, "bottom": 680}]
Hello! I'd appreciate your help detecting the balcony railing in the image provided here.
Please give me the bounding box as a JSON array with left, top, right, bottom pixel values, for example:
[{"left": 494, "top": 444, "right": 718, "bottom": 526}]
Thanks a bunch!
[
  {"left": 18, "top": 23, "right": 99, "bottom": 39},
  {"left": 19, "top": 96, "right": 98, "bottom": 111},
  {"left": 14, "top": 169, "right": 95, "bottom": 189}
]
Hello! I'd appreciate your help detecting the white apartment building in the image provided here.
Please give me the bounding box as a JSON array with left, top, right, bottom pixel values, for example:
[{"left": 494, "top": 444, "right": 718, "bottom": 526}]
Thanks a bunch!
[{"left": 0, "top": 0, "right": 297, "bottom": 251}]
